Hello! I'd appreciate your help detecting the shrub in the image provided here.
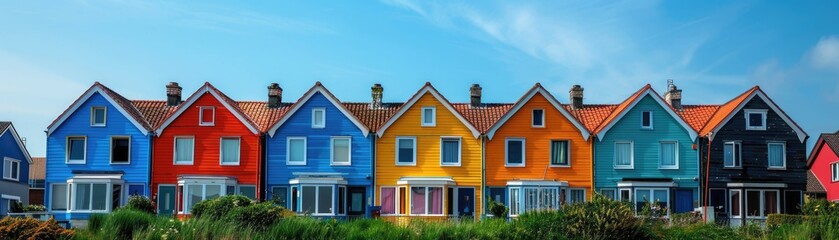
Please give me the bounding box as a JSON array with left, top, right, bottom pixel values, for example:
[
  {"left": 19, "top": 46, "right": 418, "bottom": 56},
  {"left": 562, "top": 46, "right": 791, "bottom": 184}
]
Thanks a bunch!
[
  {"left": 191, "top": 195, "right": 252, "bottom": 219},
  {"left": 224, "top": 202, "right": 288, "bottom": 230},
  {"left": 87, "top": 213, "right": 108, "bottom": 234},
  {"left": 100, "top": 209, "right": 155, "bottom": 239},
  {"left": 0, "top": 217, "right": 74, "bottom": 239},
  {"left": 766, "top": 214, "right": 807, "bottom": 229},
  {"left": 125, "top": 195, "right": 155, "bottom": 214},
  {"left": 487, "top": 198, "right": 508, "bottom": 218},
  {"left": 514, "top": 210, "right": 566, "bottom": 239},
  {"left": 801, "top": 198, "right": 839, "bottom": 216},
  {"left": 562, "top": 194, "right": 651, "bottom": 240},
  {"left": 655, "top": 223, "right": 739, "bottom": 240},
  {"left": 23, "top": 204, "right": 46, "bottom": 212},
  {"left": 671, "top": 212, "right": 703, "bottom": 226}
]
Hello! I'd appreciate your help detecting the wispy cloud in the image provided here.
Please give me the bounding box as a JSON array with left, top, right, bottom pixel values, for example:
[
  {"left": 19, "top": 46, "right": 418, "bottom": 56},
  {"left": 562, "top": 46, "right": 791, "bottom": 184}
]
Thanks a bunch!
[{"left": 808, "top": 36, "right": 839, "bottom": 71}]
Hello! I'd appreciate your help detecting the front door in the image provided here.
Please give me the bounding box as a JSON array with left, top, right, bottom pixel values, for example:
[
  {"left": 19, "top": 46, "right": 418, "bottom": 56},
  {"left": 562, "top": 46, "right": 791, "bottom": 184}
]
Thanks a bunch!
[
  {"left": 158, "top": 186, "right": 176, "bottom": 215},
  {"left": 347, "top": 187, "right": 366, "bottom": 217},
  {"left": 674, "top": 189, "right": 693, "bottom": 213},
  {"left": 457, "top": 188, "right": 475, "bottom": 218}
]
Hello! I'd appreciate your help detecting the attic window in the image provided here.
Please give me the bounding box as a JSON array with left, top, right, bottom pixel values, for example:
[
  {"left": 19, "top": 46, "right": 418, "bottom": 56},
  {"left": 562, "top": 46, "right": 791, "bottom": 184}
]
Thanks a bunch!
[
  {"left": 199, "top": 107, "right": 215, "bottom": 126},
  {"left": 91, "top": 107, "right": 106, "bottom": 127},
  {"left": 421, "top": 106, "right": 436, "bottom": 127},
  {"left": 532, "top": 109, "right": 544, "bottom": 127},
  {"left": 641, "top": 111, "right": 653, "bottom": 129},
  {"left": 312, "top": 108, "right": 326, "bottom": 128},
  {"left": 832, "top": 162, "right": 839, "bottom": 182},
  {"left": 745, "top": 109, "right": 767, "bottom": 130}
]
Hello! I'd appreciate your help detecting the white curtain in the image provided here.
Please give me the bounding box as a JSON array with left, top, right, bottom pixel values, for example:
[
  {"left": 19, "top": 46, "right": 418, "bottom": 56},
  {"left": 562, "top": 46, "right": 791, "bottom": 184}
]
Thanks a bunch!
[
  {"left": 616, "top": 143, "right": 631, "bottom": 165},
  {"left": 221, "top": 138, "right": 240, "bottom": 163},
  {"left": 769, "top": 144, "right": 784, "bottom": 167},
  {"left": 333, "top": 138, "right": 350, "bottom": 163},
  {"left": 442, "top": 139, "right": 459, "bottom": 164},
  {"left": 660, "top": 142, "right": 676, "bottom": 166},
  {"left": 175, "top": 138, "right": 194, "bottom": 163},
  {"left": 289, "top": 139, "right": 305, "bottom": 163}
]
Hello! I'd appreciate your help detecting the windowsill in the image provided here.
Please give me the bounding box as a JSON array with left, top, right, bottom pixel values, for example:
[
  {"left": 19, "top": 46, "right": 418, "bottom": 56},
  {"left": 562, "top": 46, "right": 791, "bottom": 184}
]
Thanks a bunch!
[
  {"left": 90, "top": 125, "right": 106, "bottom": 127},
  {"left": 658, "top": 167, "right": 678, "bottom": 170},
  {"left": 768, "top": 167, "right": 787, "bottom": 170},
  {"left": 505, "top": 164, "right": 526, "bottom": 168},
  {"left": 312, "top": 126, "right": 325, "bottom": 129},
  {"left": 3, "top": 177, "right": 19, "bottom": 181},
  {"left": 173, "top": 162, "right": 194, "bottom": 165},
  {"left": 531, "top": 125, "right": 545, "bottom": 128},
  {"left": 199, "top": 123, "right": 215, "bottom": 126},
  {"left": 640, "top": 128, "right": 654, "bottom": 130},
  {"left": 66, "top": 161, "right": 86, "bottom": 165},
  {"left": 396, "top": 163, "right": 416, "bottom": 166},
  {"left": 441, "top": 164, "right": 462, "bottom": 167},
  {"left": 745, "top": 128, "right": 766, "bottom": 131},
  {"left": 550, "top": 165, "right": 571, "bottom": 168},
  {"left": 287, "top": 162, "right": 307, "bottom": 166},
  {"left": 614, "top": 166, "right": 634, "bottom": 170},
  {"left": 330, "top": 163, "right": 351, "bottom": 166},
  {"left": 110, "top": 162, "right": 131, "bottom": 165},
  {"left": 220, "top": 163, "right": 241, "bottom": 166},
  {"left": 421, "top": 125, "right": 436, "bottom": 127}
]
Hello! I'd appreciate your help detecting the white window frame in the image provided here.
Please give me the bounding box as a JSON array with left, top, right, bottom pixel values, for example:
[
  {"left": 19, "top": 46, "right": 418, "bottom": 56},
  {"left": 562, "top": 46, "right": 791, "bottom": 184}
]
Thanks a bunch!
[
  {"left": 50, "top": 183, "right": 69, "bottom": 211},
  {"left": 505, "top": 138, "right": 526, "bottom": 167},
  {"left": 330, "top": 136, "right": 352, "bottom": 166},
  {"left": 3, "top": 157, "right": 20, "bottom": 181},
  {"left": 550, "top": 140, "right": 571, "bottom": 167},
  {"left": 600, "top": 188, "right": 616, "bottom": 200},
  {"left": 421, "top": 106, "right": 436, "bottom": 127},
  {"left": 299, "top": 185, "right": 335, "bottom": 216},
  {"left": 2, "top": 194, "right": 21, "bottom": 212},
  {"left": 90, "top": 106, "right": 107, "bottom": 127},
  {"left": 634, "top": 188, "right": 670, "bottom": 216},
  {"left": 286, "top": 137, "right": 308, "bottom": 166},
  {"left": 509, "top": 187, "right": 521, "bottom": 217},
  {"left": 568, "top": 188, "right": 587, "bottom": 204},
  {"left": 531, "top": 109, "right": 545, "bottom": 128},
  {"left": 641, "top": 111, "right": 653, "bottom": 129},
  {"left": 745, "top": 189, "right": 780, "bottom": 219},
  {"left": 182, "top": 183, "right": 228, "bottom": 214},
  {"left": 658, "top": 141, "right": 679, "bottom": 169},
  {"left": 614, "top": 141, "right": 634, "bottom": 169},
  {"left": 619, "top": 188, "right": 632, "bottom": 202},
  {"left": 395, "top": 137, "right": 417, "bottom": 166},
  {"left": 109, "top": 136, "right": 131, "bottom": 165},
  {"left": 409, "top": 186, "right": 445, "bottom": 216},
  {"left": 380, "top": 186, "right": 405, "bottom": 216},
  {"left": 312, "top": 108, "right": 326, "bottom": 129},
  {"left": 173, "top": 136, "right": 195, "bottom": 165},
  {"left": 521, "top": 187, "right": 560, "bottom": 213},
  {"left": 767, "top": 142, "right": 787, "bottom": 169},
  {"left": 723, "top": 141, "right": 742, "bottom": 168},
  {"left": 219, "top": 137, "right": 241, "bottom": 166},
  {"left": 66, "top": 136, "right": 87, "bottom": 164},
  {"left": 729, "top": 189, "right": 742, "bottom": 218},
  {"left": 832, "top": 162, "right": 839, "bottom": 182},
  {"left": 744, "top": 109, "right": 768, "bottom": 130},
  {"left": 440, "top": 137, "right": 462, "bottom": 166},
  {"left": 69, "top": 182, "right": 113, "bottom": 213},
  {"left": 198, "top": 106, "right": 215, "bottom": 126}
]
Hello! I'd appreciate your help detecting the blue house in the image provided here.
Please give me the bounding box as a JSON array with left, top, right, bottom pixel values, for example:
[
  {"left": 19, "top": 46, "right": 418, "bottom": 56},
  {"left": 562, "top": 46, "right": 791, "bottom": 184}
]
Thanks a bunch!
[
  {"left": 1, "top": 121, "right": 32, "bottom": 216},
  {"left": 265, "top": 82, "right": 373, "bottom": 218},
  {"left": 593, "top": 84, "right": 699, "bottom": 215},
  {"left": 44, "top": 82, "right": 154, "bottom": 223}
]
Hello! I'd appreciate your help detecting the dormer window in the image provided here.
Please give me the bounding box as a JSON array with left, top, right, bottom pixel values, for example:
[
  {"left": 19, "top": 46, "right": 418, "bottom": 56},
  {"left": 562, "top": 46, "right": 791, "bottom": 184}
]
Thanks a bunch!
[
  {"left": 745, "top": 109, "right": 767, "bottom": 130},
  {"left": 532, "top": 109, "right": 544, "bottom": 127},
  {"left": 91, "top": 107, "right": 106, "bottom": 127},
  {"left": 199, "top": 106, "right": 215, "bottom": 126},
  {"left": 641, "top": 111, "right": 653, "bottom": 129},
  {"left": 312, "top": 108, "right": 326, "bottom": 128},
  {"left": 421, "top": 106, "right": 436, "bottom": 127}
]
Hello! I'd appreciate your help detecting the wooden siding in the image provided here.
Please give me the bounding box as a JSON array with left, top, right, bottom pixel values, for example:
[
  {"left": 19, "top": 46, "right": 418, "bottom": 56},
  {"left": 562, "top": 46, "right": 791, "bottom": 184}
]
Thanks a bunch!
[
  {"left": 810, "top": 142, "right": 839, "bottom": 200},
  {"left": 150, "top": 93, "right": 261, "bottom": 197},
  {"left": 375, "top": 93, "right": 483, "bottom": 216},
  {"left": 485, "top": 93, "right": 592, "bottom": 198},
  {"left": 594, "top": 95, "right": 699, "bottom": 190},
  {"left": 1, "top": 129, "right": 30, "bottom": 184}
]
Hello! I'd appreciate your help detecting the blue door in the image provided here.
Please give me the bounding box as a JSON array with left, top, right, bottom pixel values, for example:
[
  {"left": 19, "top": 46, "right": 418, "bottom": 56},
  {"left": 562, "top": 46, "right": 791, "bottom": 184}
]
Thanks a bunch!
[
  {"left": 458, "top": 188, "right": 475, "bottom": 217},
  {"left": 674, "top": 189, "right": 693, "bottom": 213},
  {"left": 158, "top": 186, "right": 176, "bottom": 215}
]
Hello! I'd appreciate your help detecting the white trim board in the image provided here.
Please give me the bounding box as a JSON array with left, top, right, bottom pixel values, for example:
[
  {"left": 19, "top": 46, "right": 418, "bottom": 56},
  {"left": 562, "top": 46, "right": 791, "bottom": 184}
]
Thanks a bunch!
[
  {"left": 0, "top": 123, "right": 32, "bottom": 163},
  {"left": 267, "top": 83, "right": 370, "bottom": 137},
  {"left": 155, "top": 83, "right": 259, "bottom": 135},
  {"left": 485, "top": 84, "right": 590, "bottom": 140},
  {"left": 376, "top": 83, "right": 481, "bottom": 139},
  {"left": 707, "top": 89, "right": 808, "bottom": 143},
  {"left": 596, "top": 88, "right": 698, "bottom": 141},
  {"left": 46, "top": 84, "right": 149, "bottom": 137}
]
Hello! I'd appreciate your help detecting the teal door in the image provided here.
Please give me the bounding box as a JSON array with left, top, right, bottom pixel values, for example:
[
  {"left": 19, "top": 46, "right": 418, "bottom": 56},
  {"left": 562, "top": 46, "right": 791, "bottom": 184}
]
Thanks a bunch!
[{"left": 158, "top": 186, "right": 176, "bottom": 215}]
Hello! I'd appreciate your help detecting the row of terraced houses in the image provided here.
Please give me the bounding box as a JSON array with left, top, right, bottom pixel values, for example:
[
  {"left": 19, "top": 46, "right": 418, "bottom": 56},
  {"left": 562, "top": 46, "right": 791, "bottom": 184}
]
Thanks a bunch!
[{"left": 37, "top": 80, "right": 811, "bottom": 227}]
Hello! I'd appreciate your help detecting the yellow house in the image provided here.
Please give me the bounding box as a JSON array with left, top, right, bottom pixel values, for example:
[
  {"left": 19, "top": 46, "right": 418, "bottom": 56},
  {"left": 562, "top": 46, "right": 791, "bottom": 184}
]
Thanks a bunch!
[{"left": 375, "top": 83, "right": 483, "bottom": 220}]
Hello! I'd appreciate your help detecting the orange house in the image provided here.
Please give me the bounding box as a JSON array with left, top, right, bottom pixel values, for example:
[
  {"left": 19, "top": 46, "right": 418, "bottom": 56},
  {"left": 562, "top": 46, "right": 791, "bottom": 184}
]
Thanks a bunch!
[{"left": 484, "top": 83, "right": 593, "bottom": 216}]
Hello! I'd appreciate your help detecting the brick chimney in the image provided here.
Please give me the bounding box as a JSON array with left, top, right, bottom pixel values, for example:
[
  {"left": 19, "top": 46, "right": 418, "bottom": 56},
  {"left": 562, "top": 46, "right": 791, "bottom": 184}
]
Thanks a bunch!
[
  {"left": 470, "top": 84, "right": 482, "bottom": 107},
  {"left": 665, "top": 80, "right": 682, "bottom": 110},
  {"left": 267, "top": 83, "right": 283, "bottom": 108},
  {"left": 569, "top": 85, "right": 584, "bottom": 110},
  {"left": 166, "top": 82, "right": 182, "bottom": 106},
  {"left": 371, "top": 83, "right": 383, "bottom": 109}
]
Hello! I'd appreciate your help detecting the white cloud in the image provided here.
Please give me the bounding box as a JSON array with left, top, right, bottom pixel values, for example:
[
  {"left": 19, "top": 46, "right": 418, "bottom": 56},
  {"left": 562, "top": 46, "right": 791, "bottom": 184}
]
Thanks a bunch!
[{"left": 808, "top": 36, "right": 839, "bottom": 71}]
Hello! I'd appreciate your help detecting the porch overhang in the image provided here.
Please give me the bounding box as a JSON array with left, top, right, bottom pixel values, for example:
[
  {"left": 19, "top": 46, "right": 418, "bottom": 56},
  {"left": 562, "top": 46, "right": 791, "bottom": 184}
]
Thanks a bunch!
[
  {"left": 618, "top": 181, "right": 677, "bottom": 188},
  {"left": 397, "top": 177, "right": 455, "bottom": 186},
  {"left": 506, "top": 180, "right": 568, "bottom": 187},
  {"left": 726, "top": 183, "right": 787, "bottom": 188},
  {"left": 177, "top": 175, "right": 238, "bottom": 185}
]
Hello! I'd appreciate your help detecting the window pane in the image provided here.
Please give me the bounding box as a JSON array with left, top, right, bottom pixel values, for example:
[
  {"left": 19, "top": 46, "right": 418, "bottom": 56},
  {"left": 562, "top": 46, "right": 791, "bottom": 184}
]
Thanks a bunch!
[
  {"left": 747, "top": 191, "right": 760, "bottom": 217},
  {"left": 653, "top": 190, "right": 668, "bottom": 210},
  {"left": 551, "top": 140, "right": 569, "bottom": 165},
  {"left": 314, "top": 110, "right": 324, "bottom": 126},
  {"left": 730, "top": 191, "right": 741, "bottom": 216},
  {"left": 52, "top": 184, "right": 68, "bottom": 210},
  {"left": 69, "top": 138, "right": 85, "bottom": 161},
  {"left": 92, "top": 184, "right": 108, "bottom": 210},
  {"left": 201, "top": 108, "right": 214, "bottom": 123},
  {"left": 509, "top": 188, "right": 520, "bottom": 215},
  {"left": 423, "top": 108, "right": 433, "bottom": 124},
  {"left": 571, "top": 189, "right": 585, "bottom": 203},
  {"left": 2, "top": 160, "right": 9, "bottom": 178},
  {"left": 532, "top": 110, "right": 543, "bottom": 126},
  {"left": 616, "top": 143, "right": 631, "bottom": 166},
  {"left": 351, "top": 192, "right": 363, "bottom": 212},
  {"left": 272, "top": 187, "right": 288, "bottom": 208},
  {"left": 442, "top": 139, "right": 459, "bottom": 164},
  {"left": 338, "top": 187, "right": 345, "bottom": 215},
  {"left": 75, "top": 184, "right": 91, "bottom": 210},
  {"left": 398, "top": 139, "right": 414, "bottom": 163},
  {"left": 333, "top": 138, "right": 350, "bottom": 163},
  {"left": 301, "top": 186, "right": 316, "bottom": 213},
  {"left": 724, "top": 143, "right": 734, "bottom": 166},
  {"left": 188, "top": 185, "right": 202, "bottom": 212},
  {"left": 206, "top": 185, "right": 221, "bottom": 200},
  {"left": 112, "top": 138, "right": 130, "bottom": 163},
  {"left": 175, "top": 138, "right": 194, "bottom": 163},
  {"left": 635, "top": 189, "right": 650, "bottom": 211},
  {"left": 601, "top": 189, "right": 616, "bottom": 200},
  {"left": 769, "top": 144, "right": 784, "bottom": 167},
  {"left": 318, "top": 186, "right": 332, "bottom": 214},
  {"left": 411, "top": 187, "right": 426, "bottom": 214},
  {"left": 239, "top": 186, "right": 256, "bottom": 199},
  {"left": 507, "top": 140, "right": 523, "bottom": 164},
  {"left": 381, "top": 188, "right": 395, "bottom": 214},
  {"left": 642, "top": 112, "right": 651, "bottom": 127},
  {"left": 289, "top": 139, "right": 305, "bottom": 163},
  {"left": 749, "top": 113, "right": 763, "bottom": 127},
  {"left": 221, "top": 138, "right": 240, "bottom": 163},
  {"left": 764, "top": 191, "right": 778, "bottom": 215},
  {"left": 660, "top": 142, "right": 676, "bottom": 167},
  {"left": 429, "top": 187, "right": 443, "bottom": 214}
]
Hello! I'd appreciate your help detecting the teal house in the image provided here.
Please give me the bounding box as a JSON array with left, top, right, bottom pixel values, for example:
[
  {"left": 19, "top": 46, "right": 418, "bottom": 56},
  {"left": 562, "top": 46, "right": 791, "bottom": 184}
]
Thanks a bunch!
[{"left": 593, "top": 84, "right": 699, "bottom": 215}]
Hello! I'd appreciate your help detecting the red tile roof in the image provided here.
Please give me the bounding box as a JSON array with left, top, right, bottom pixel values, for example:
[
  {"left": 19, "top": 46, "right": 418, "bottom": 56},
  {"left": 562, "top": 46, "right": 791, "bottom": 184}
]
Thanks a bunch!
[
  {"left": 564, "top": 104, "right": 619, "bottom": 132},
  {"left": 131, "top": 100, "right": 173, "bottom": 130},
  {"left": 677, "top": 105, "right": 720, "bottom": 132},
  {"left": 343, "top": 103, "right": 403, "bottom": 131},
  {"left": 237, "top": 101, "right": 292, "bottom": 132},
  {"left": 452, "top": 103, "right": 514, "bottom": 133},
  {"left": 698, "top": 86, "right": 759, "bottom": 136}
]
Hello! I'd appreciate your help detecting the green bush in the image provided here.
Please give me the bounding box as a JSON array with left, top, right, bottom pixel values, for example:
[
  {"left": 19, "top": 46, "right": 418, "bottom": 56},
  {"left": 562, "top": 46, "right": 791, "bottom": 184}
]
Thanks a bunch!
[
  {"left": 561, "top": 194, "right": 651, "bottom": 240},
  {"left": 23, "top": 204, "right": 46, "bottom": 212},
  {"left": 191, "top": 195, "right": 252, "bottom": 219},
  {"left": 224, "top": 202, "right": 288, "bottom": 230},
  {"left": 671, "top": 212, "right": 703, "bottom": 226},
  {"left": 801, "top": 198, "right": 839, "bottom": 216},
  {"left": 514, "top": 210, "right": 567, "bottom": 239},
  {"left": 486, "top": 198, "right": 508, "bottom": 218},
  {"left": 655, "top": 223, "right": 739, "bottom": 240},
  {"left": 766, "top": 214, "right": 806, "bottom": 229},
  {"left": 125, "top": 195, "right": 155, "bottom": 214},
  {"left": 100, "top": 209, "right": 156, "bottom": 239}
]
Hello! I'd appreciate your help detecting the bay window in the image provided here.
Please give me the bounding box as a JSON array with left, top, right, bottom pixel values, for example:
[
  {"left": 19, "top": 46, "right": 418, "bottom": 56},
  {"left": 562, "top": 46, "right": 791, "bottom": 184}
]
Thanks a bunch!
[
  {"left": 635, "top": 188, "right": 668, "bottom": 215},
  {"left": 410, "top": 186, "right": 443, "bottom": 215},
  {"left": 300, "top": 185, "right": 334, "bottom": 215},
  {"left": 746, "top": 190, "right": 779, "bottom": 218}
]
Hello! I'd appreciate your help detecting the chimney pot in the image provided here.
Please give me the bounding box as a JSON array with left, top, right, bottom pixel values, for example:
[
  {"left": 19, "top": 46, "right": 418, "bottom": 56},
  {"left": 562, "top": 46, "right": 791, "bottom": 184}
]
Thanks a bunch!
[
  {"left": 371, "top": 83, "right": 383, "bottom": 109},
  {"left": 166, "top": 82, "right": 182, "bottom": 106},
  {"left": 570, "top": 85, "right": 584, "bottom": 110},
  {"left": 665, "top": 80, "right": 682, "bottom": 110},
  {"left": 470, "top": 84, "right": 482, "bottom": 107},
  {"left": 267, "top": 83, "right": 283, "bottom": 108}
]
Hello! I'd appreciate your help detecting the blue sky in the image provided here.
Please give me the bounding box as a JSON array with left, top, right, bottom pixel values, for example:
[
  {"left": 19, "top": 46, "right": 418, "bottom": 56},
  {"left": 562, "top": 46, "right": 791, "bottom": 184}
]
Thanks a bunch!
[{"left": 1, "top": 0, "right": 838, "bottom": 156}]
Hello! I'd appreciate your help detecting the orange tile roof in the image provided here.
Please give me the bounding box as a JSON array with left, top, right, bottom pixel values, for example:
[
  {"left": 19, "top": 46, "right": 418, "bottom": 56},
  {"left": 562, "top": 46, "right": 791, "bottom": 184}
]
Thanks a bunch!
[
  {"left": 698, "top": 86, "right": 759, "bottom": 136},
  {"left": 343, "top": 102, "right": 403, "bottom": 131},
  {"left": 564, "top": 104, "right": 620, "bottom": 132},
  {"left": 29, "top": 157, "right": 45, "bottom": 180},
  {"left": 592, "top": 84, "right": 652, "bottom": 135},
  {"left": 452, "top": 103, "right": 514, "bottom": 133},
  {"left": 131, "top": 100, "right": 173, "bottom": 130},
  {"left": 237, "top": 101, "right": 293, "bottom": 132},
  {"left": 677, "top": 105, "right": 720, "bottom": 132}
]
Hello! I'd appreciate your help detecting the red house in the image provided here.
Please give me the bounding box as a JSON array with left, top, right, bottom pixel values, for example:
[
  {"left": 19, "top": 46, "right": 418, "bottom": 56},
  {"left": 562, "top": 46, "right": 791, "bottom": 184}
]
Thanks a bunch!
[
  {"left": 807, "top": 131, "right": 839, "bottom": 201},
  {"left": 149, "top": 82, "right": 266, "bottom": 216}
]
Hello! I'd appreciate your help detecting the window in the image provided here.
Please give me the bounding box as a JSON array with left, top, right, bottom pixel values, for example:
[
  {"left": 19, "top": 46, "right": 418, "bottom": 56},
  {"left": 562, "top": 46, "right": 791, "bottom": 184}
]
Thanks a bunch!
[
  {"left": 67, "top": 136, "right": 86, "bottom": 164},
  {"left": 3, "top": 158, "right": 20, "bottom": 181},
  {"left": 29, "top": 179, "right": 45, "bottom": 189},
  {"left": 440, "top": 137, "right": 461, "bottom": 166},
  {"left": 505, "top": 138, "right": 525, "bottom": 166},
  {"left": 600, "top": 189, "right": 616, "bottom": 200},
  {"left": 746, "top": 190, "right": 779, "bottom": 218},
  {"left": 635, "top": 188, "right": 668, "bottom": 215},
  {"left": 110, "top": 137, "right": 130, "bottom": 164},
  {"left": 410, "top": 186, "right": 443, "bottom": 215},
  {"left": 521, "top": 187, "right": 559, "bottom": 212},
  {"left": 784, "top": 191, "right": 803, "bottom": 214},
  {"left": 641, "top": 111, "right": 653, "bottom": 129},
  {"left": 220, "top": 137, "right": 240, "bottom": 165},
  {"left": 312, "top": 108, "right": 326, "bottom": 128},
  {"left": 183, "top": 184, "right": 223, "bottom": 214},
  {"left": 509, "top": 188, "right": 520, "bottom": 216},
  {"left": 271, "top": 187, "right": 288, "bottom": 208},
  {"left": 659, "top": 141, "right": 678, "bottom": 169},
  {"left": 338, "top": 186, "right": 346, "bottom": 215},
  {"left": 287, "top": 137, "right": 307, "bottom": 165},
  {"left": 730, "top": 189, "right": 742, "bottom": 218},
  {"left": 768, "top": 142, "right": 786, "bottom": 169},
  {"left": 197, "top": 106, "right": 215, "bottom": 126},
  {"left": 833, "top": 163, "right": 839, "bottom": 182},
  {"left": 532, "top": 109, "right": 544, "bottom": 127},
  {"left": 91, "top": 107, "right": 106, "bottom": 126},
  {"left": 615, "top": 141, "right": 633, "bottom": 169},
  {"left": 290, "top": 187, "right": 298, "bottom": 211},
  {"left": 174, "top": 136, "right": 194, "bottom": 164},
  {"left": 396, "top": 137, "right": 416, "bottom": 165},
  {"left": 620, "top": 189, "right": 631, "bottom": 202},
  {"left": 421, "top": 106, "right": 436, "bottom": 126},
  {"left": 745, "top": 109, "right": 767, "bottom": 130},
  {"left": 237, "top": 185, "right": 256, "bottom": 199},
  {"left": 568, "top": 189, "right": 586, "bottom": 204},
  {"left": 550, "top": 140, "right": 570, "bottom": 166},
  {"left": 381, "top": 186, "right": 407, "bottom": 215},
  {"left": 331, "top": 137, "right": 351, "bottom": 165},
  {"left": 74, "top": 183, "right": 108, "bottom": 211},
  {"left": 301, "top": 186, "right": 334, "bottom": 215},
  {"left": 51, "top": 184, "right": 68, "bottom": 211},
  {"left": 724, "top": 142, "right": 742, "bottom": 168}
]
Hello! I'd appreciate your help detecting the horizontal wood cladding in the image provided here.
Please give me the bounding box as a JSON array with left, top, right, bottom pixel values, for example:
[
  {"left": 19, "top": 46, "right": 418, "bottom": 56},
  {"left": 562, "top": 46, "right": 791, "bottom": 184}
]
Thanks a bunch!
[
  {"left": 375, "top": 93, "right": 483, "bottom": 215},
  {"left": 702, "top": 97, "right": 807, "bottom": 189},
  {"left": 810, "top": 142, "right": 839, "bottom": 200},
  {"left": 485, "top": 93, "right": 592, "bottom": 198}
]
